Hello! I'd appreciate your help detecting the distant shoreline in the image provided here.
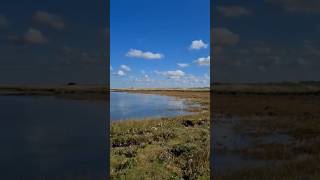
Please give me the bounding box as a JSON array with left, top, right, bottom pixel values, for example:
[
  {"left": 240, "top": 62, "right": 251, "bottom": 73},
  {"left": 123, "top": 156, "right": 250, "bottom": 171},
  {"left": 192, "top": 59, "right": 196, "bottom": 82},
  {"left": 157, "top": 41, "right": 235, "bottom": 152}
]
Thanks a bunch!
[{"left": 1, "top": 82, "right": 320, "bottom": 98}]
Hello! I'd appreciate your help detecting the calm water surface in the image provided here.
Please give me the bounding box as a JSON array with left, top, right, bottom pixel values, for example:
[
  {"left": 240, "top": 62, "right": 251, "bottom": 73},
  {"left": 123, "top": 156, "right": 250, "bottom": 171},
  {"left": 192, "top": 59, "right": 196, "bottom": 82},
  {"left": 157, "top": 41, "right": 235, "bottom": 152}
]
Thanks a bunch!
[
  {"left": 111, "top": 92, "right": 191, "bottom": 120},
  {"left": 0, "top": 95, "right": 107, "bottom": 179}
]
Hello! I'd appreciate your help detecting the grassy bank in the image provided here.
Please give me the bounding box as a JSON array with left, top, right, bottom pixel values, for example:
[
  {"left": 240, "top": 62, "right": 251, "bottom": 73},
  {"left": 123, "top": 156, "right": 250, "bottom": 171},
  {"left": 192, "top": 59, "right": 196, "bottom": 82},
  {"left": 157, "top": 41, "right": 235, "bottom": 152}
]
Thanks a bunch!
[{"left": 110, "top": 90, "right": 210, "bottom": 180}]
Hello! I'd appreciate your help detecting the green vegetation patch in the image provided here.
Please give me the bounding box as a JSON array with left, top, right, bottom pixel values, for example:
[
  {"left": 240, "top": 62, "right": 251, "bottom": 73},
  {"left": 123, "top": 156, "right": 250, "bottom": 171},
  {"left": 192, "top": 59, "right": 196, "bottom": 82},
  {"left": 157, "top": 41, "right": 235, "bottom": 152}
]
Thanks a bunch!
[{"left": 111, "top": 112, "right": 210, "bottom": 180}]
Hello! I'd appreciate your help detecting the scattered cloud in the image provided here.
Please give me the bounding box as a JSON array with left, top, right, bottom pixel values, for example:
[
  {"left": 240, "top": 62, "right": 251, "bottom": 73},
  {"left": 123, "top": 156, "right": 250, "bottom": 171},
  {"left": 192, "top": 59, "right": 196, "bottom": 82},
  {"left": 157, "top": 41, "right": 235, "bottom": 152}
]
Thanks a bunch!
[
  {"left": 217, "top": 6, "right": 252, "bottom": 17},
  {"left": 134, "top": 74, "right": 153, "bottom": 82},
  {"left": 112, "top": 65, "right": 131, "bottom": 77},
  {"left": 116, "top": 70, "right": 126, "bottom": 76},
  {"left": 33, "top": 10, "right": 66, "bottom": 30},
  {"left": 189, "top": 40, "right": 208, "bottom": 50},
  {"left": 126, "top": 49, "right": 164, "bottom": 59},
  {"left": 177, "top": 63, "right": 189, "bottom": 68},
  {"left": 114, "top": 71, "right": 209, "bottom": 88},
  {"left": 0, "top": 14, "right": 9, "bottom": 28},
  {"left": 24, "top": 28, "right": 47, "bottom": 44},
  {"left": 110, "top": 66, "right": 113, "bottom": 71},
  {"left": 184, "top": 74, "right": 200, "bottom": 83},
  {"left": 155, "top": 70, "right": 185, "bottom": 79},
  {"left": 204, "top": 73, "right": 210, "bottom": 80},
  {"left": 175, "top": 74, "right": 210, "bottom": 87},
  {"left": 215, "top": 27, "right": 239, "bottom": 46},
  {"left": 120, "top": 64, "right": 131, "bottom": 72},
  {"left": 194, "top": 56, "right": 210, "bottom": 66}
]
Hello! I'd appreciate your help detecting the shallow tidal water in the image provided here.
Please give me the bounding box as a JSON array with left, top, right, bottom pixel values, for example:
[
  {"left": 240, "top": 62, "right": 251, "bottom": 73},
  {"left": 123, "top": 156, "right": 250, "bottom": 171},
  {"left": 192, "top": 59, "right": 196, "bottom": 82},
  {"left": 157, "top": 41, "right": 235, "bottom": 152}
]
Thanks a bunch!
[{"left": 110, "top": 92, "right": 192, "bottom": 121}]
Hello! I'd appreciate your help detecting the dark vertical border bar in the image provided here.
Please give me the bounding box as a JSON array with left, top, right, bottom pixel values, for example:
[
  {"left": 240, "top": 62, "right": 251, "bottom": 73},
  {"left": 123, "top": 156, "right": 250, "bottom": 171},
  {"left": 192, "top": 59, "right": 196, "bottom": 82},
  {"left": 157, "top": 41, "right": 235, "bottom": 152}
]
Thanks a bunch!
[
  {"left": 106, "top": 0, "right": 110, "bottom": 178},
  {"left": 210, "top": 0, "right": 214, "bottom": 179}
]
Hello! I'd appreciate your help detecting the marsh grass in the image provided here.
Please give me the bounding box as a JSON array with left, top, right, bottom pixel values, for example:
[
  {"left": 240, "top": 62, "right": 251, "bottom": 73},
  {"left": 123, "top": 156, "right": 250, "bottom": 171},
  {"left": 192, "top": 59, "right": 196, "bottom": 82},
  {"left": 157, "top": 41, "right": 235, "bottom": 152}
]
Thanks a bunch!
[{"left": 110, "top": 91, "right": 210, "bottom": 180}]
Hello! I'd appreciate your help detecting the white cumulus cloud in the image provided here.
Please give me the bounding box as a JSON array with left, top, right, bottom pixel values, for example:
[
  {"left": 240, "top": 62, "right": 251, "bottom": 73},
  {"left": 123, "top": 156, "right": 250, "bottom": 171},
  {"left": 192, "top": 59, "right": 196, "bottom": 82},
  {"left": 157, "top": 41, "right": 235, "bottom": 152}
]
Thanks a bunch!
[
  {"left": 189, "top": 40, "right": 208, "bottom": 50},
  {"left": 116, "top": 70, "right": 126, "bottom": 76},
  {"left": 134, "top": 74, "right": 153, "bottom": 82},
  {"left": 120, "top": 65, "right": 131, "bottom": 72},
  {"left": 156, "top": 70, "right": 185, "bottom": 79},
  {"left": 177, "top": 63, "right": 189, "bottom": 68},
  {"left": 126, "top": 49, "right": 164, "bottom": 59},
  {"left": 194, "top": 56, "right": 210, "bottom": 66}
]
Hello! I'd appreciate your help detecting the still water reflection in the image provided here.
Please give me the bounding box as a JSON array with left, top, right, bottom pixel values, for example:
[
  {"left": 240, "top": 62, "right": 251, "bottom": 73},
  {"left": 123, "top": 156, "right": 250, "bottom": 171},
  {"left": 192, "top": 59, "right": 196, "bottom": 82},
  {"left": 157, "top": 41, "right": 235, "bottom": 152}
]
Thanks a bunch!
[{"left": 111, "top": 92, "right": 191, "bottom": 121}]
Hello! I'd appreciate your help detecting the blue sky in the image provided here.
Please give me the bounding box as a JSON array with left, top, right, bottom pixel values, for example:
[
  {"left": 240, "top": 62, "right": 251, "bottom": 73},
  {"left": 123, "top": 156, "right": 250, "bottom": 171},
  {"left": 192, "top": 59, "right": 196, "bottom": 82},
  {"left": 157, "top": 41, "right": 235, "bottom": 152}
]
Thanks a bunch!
[{"left": 110, "top": 0, "right": 210, "bottom": 88}]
